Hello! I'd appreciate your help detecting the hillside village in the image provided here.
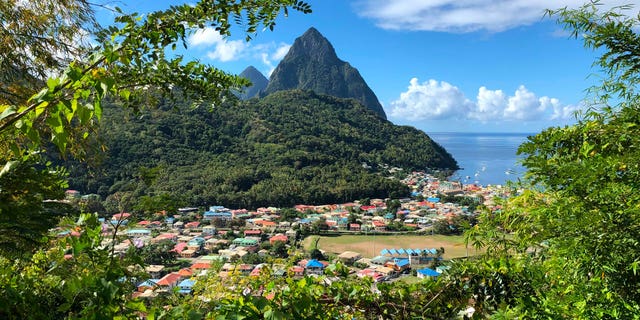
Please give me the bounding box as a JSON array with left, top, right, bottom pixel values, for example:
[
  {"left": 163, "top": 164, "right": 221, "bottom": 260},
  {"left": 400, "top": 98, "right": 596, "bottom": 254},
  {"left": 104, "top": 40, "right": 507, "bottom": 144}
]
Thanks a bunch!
[{"left": 57, "top": 171, "right": 512, "bottom": 299}]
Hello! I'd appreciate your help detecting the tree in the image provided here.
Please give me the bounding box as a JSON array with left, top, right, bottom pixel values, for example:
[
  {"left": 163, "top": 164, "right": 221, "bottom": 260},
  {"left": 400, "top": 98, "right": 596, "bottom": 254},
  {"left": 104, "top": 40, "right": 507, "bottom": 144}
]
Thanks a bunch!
[
  {"left": 464, "top": 2, "right": 640, "bottom": 317},
  {"left": 139, "top": 239, "right": 178, "bottom": 266},
  {"left": 271, "top": 240, "right": 289, "bottom": 258},
  {"left": 0, "top": 0, "right": 311, "bottom": 258},
  {"left": 386, "top": 198, "right": 401, "bottom": 215},
  {"left": 0, "top": 0, "right": 97, "bottom": 107},
  {"left": 0, "top": 0, "right": 312, "bottom": 317},
  {"left": 0, "top": 157, "right": 70, "bottom": 256}
]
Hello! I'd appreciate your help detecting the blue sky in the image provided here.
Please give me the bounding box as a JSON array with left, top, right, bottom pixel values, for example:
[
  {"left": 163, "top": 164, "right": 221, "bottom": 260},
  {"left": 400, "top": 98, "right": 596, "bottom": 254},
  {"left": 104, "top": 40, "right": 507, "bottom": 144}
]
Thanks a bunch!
[{"left": 98, "top": 0, "right": 633, "bottom": 133}]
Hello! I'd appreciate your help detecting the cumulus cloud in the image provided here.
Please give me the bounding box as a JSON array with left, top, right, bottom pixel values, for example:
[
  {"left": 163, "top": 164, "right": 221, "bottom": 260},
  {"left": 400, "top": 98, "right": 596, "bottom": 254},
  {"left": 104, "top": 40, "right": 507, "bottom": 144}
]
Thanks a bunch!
[
  {"left": 188, "top": 28, "right": 247, "bottom": 62},
  {"left": 205, "top": 40, "right": 246, "bottom": 62},
  {"left": 187, "top": 28, "right": 290, "bottom": 69},
  {"left": 389, "top": 78, "right": 578, "bottom": 122},
  {"left": 354, "top": 0, "right": 634, "bottom": 33},
  {"left": 188, "top": 28, "right": 223, "bottom": 47},
  {"left": 389, "top": 78, "right": 474, "bottom": 120}
]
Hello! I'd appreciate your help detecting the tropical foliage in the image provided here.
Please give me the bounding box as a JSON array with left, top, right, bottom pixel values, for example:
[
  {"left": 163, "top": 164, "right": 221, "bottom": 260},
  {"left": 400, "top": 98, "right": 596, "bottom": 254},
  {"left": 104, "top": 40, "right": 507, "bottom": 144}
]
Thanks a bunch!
[
  {"left": 464, "top": 2, "right": 640, "bottom": 317},
  {"left": 62, "top": 89, "right": 457, "bottom": 211}
]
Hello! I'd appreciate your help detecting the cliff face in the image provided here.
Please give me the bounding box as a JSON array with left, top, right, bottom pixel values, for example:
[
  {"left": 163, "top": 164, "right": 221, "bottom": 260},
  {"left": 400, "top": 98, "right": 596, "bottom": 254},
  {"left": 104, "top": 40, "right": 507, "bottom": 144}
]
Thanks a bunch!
[{"left": 263, "top": 27, "right": 387, "bottom": 119}]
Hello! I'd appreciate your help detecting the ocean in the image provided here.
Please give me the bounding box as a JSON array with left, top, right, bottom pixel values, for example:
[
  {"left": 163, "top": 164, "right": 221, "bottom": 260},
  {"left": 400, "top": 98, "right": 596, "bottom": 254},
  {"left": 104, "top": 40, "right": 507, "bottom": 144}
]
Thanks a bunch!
[{"left": 428, "top": 132, "right": 534, "bottom": 186}]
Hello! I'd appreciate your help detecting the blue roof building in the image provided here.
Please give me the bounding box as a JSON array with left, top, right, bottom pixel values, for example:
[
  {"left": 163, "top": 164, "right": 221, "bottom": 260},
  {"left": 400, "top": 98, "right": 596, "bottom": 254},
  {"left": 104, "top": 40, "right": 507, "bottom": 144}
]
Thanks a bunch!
[
  {"left": 204, "top": 210, "right": 232, "bottom": 220},
  {"left": 305, "top": 259, "right": 325, "bottom": 275},
  {"left": 178, "top": 279, "right": 196, "bottom": 294},
  {"left": 417, "top": 268, "right": 441, "bottom": 279}
]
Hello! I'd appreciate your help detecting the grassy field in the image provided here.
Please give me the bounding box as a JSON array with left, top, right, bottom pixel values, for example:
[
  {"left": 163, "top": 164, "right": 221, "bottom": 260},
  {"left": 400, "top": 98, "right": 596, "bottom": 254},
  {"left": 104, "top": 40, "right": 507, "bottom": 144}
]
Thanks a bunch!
[{"left": 302, "top": 234, "right": 477, "bottom": 259}]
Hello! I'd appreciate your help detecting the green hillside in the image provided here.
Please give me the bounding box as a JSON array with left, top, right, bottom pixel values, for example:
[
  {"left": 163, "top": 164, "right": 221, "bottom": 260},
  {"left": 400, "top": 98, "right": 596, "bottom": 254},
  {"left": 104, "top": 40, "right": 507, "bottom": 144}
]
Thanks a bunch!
[{"left": 67, "top": 90, "right": 457, "bottom": 210}]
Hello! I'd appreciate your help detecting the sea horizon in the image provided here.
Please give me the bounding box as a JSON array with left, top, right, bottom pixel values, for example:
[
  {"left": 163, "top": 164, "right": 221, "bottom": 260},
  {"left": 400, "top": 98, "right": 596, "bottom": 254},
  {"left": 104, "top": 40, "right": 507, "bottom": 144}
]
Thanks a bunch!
[{"left": 427, "top": 132, "right": 532, "bottom": 186}]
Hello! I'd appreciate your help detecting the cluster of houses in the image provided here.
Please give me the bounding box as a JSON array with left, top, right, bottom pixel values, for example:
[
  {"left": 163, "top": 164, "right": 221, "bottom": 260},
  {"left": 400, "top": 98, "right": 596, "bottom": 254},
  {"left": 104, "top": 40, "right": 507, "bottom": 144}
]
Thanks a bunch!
[
  {"left": 130, "top": 248, "right": 446, "bottom": 298},
  {"left": 58, "top": 172, "right": 510, "bottom": 298}
]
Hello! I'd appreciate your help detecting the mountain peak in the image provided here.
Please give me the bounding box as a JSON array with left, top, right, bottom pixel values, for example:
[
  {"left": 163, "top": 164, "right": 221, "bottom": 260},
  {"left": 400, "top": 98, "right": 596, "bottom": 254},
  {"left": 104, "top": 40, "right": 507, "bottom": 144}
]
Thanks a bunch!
[
  {"left": 237, "top": 65, "right": 268, "bottom": 100},
  {"left": 264, "top": 28, "right": 387, "bottom": 119},
  {"left": 286, "top": 27, "right": 338, "bottom": 62}
]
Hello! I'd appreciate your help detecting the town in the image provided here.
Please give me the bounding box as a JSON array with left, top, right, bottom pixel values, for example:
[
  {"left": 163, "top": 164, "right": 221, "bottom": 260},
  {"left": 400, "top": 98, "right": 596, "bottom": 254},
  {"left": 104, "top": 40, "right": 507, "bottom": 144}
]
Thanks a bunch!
[{"left": 56, "top": 171, "right": 512, "bottom": 299}]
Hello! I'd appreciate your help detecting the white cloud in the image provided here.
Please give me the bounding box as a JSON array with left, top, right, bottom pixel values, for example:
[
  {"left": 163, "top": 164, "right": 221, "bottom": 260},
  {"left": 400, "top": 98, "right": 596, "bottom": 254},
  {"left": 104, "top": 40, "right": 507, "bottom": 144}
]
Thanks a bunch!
[
  {"left": 188, "top": 27, "right": 247, "bottom": 62},
  {"left": 187, "top": 29, "right": 290, "bottom": 69},
  {"left": 205, "top": 39, "right": 246, "bottom": 62},
  {"left": 389, "top": 78, "right": 474, "bottom": 120},
  {"left": 473, "top": 87, "right": 506, "bottom": 121},
  {"left": 389, "top": 78, "right": 578, "bottom": 122},
  {"left": 354, "top": 0, "right": 634, "bottom": 33},
  {"left": 188, "top": 28, "right": 223, "bottom": 47},
  {"left": 503, "top": 85, "right": 547, "bottom": 120}
]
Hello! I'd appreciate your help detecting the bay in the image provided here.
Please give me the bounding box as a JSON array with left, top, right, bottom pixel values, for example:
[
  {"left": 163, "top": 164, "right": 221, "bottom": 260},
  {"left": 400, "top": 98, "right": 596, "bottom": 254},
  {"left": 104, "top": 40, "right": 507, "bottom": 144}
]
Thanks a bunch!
[{"left": 428, "top": 132, "right": 534, "bottom": 186}]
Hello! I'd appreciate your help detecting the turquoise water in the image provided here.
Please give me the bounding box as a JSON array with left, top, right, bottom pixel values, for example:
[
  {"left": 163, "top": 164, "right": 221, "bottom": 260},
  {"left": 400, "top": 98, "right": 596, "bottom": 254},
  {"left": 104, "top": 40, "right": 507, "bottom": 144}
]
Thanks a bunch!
[{"left": 428, "top": 132, "right": 534, "bottom": 186}]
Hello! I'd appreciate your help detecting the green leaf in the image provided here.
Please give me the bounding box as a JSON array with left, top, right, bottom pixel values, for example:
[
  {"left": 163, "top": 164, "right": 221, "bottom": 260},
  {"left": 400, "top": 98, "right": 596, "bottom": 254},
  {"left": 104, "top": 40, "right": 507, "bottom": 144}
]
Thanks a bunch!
[
  {"left": 0, "top": 105, "right": 17, "bottom": 121},
  {"left": 47, "top": 77, "right": 60, "bottom": 91},
  {"left": 0, "top": 160, "right": 18, "bottom": 177}
]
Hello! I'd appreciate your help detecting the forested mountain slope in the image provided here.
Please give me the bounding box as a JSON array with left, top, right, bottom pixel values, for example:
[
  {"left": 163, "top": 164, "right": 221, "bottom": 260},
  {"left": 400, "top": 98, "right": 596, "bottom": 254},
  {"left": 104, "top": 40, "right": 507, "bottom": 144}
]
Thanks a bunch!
[{"left": 66, "top": 90, "right": 456, "bottom": 209}]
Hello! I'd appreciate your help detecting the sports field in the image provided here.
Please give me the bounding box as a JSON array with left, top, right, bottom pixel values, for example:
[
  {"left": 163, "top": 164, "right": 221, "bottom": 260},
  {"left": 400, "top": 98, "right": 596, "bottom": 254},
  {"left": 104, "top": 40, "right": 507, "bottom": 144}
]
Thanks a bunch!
[{"left": 302, "top": 234, "right": 477, "bottom": 259}]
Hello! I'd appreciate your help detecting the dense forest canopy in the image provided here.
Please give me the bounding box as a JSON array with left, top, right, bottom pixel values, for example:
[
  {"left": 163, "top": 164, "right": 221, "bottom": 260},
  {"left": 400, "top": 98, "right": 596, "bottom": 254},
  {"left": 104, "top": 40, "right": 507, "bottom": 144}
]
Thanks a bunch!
[{"left": 65, "top": 90, "right": 457, "bottom": 210}]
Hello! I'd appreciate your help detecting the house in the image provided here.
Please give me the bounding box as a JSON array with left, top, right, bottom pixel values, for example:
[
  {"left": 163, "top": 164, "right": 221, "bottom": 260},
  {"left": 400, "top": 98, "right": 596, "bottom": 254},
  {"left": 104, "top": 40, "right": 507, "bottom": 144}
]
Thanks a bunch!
[
  {"left": 184, "top": 221, "right": 200, "bottom": 229},
  {"left": 137, "top": 279, "right": 158, "bottom": 292},
  {"left": 172, "top": 242, "right": 188, "bottom": 254},
  {"left": 254, "top": 220, "right": 277, "bottom": 231},
  {"left": 177, "top": 279, "right": 196, "bottom": 294},
  {"left": 356, "top": 269, "right": 384, "bottom": 282},
  {"left": 372, "top": 220, "right": 387, "bottom": 231},
  {"left": 285, "top": 229, "right": 297, "bottom": 239},
  {"left": 269, "top": 234, "right": 288, "bottom": 245},
  {"left": 202, "top": 225, "right": 216, "bottom": 235},
  {"left": 385, "top": 258, "right": 411, "bottom": 274},
  {"left": 360, "top": 205, "right": 378, "bottom": 214},
  {"left": 187, "top": 237, "right": 206, "bottom": 250},
  {"left": 190, "top": 262, "right": 212, "bottom": 273},
  {"left": 178, "top": 207, "right": 199, "bottom": 214},
  {"left": 180, "top": 249, "right": 196, "bottom": 258},
  {"left": 112, "top": 212, "right": 131, "bottom": 221},
  {"left": 337, "top": 217, "right": 349, "bottom": 229},
  {"left": 177, "top": 268, "right": 193, "bottom": 278},
  {"left": 152, "top": 233, "right": 178, "bottom": 243},
  {"left": 374, "top": 266, "right": 397, "bottom": 279},
  {"left": 244, "top": 229, "right": 262, "bottom": 237},
  {"left": 126, "top": 229, "right": 151, "bottom": 237},
  {"left": 205, "top": 238, "right": 222, "bottom": 251},
  {"left": 349, "top": 223, "right": 361, "bottom": 231},
  {"left": 232, "top": 237, "right": 259, "bottom": 247},
  {"left": 370, "top": 255, "right": 392, "bottom": 266},
  {"left": 289, "top": 266, "right": 305, "bottom": 277},
  {"left": 305, "top": 259, "right": 325, "bottom": 275},
  {"left": 203, "top": 207, "right": 232, "bottom": 221},
  {"left": 145, "top": 265, "right": 165, "bottom": 278},
  {"left": 111, "top": 212, "right": 131, "bottom": 226},
  {"left": 337, "top": 251, "right": 362, "bottom": 265},
  {"left": 137, "top": 220, "right": 150, "bottom": 227},
  {"left": 238, "top": 264, "right": 254, "bottom": 275},
  {"left": 156, "top": 272, "right": 182, "bottom": 290},
  {"left": 383, "top": 213, "right": 395, "bottom": 222},
  {"left": 417, "top": 268, "right": 441, "bottom": 279}
]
